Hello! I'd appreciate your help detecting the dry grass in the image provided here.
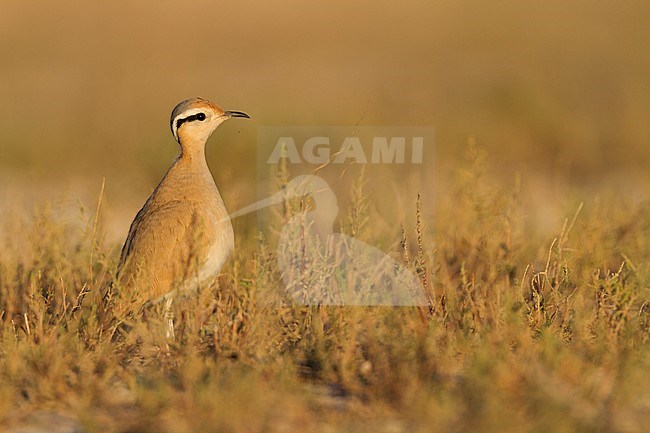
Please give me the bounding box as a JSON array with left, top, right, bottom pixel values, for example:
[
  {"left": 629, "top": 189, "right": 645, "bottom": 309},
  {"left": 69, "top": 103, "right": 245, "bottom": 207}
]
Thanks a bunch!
[
  {"left": 0, "top": 148, "right": 648, "bottom": 433},
  {"left": 1, "top": 1, "right": 650, "bottom": 431}
]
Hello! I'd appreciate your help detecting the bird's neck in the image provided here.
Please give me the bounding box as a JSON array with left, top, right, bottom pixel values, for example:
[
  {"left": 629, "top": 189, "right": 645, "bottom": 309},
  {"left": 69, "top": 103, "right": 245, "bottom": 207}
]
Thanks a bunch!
[
  {"left": 178, "top": 138, "right": 208, "bottom": 165},
  {"left": 161, "top": 148, "right": 215, "bottom": 195}
]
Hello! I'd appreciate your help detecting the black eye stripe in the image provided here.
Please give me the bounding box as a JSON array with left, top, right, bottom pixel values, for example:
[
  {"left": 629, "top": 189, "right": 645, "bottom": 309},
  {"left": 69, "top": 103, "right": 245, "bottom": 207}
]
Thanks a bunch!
[{"left": 175, "top": 112, "right": 206, "bottom": 131}]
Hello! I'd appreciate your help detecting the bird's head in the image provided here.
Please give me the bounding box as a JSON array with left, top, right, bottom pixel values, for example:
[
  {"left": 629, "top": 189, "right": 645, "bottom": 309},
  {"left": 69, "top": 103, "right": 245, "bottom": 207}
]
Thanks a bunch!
[{"left": 170, "top": 97, "right": 249, "bottom": 147}]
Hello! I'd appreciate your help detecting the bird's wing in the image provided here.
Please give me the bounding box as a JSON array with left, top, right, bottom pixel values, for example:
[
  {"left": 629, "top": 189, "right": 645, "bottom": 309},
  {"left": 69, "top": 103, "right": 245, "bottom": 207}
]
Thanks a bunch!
[{"left": 116, "top": 200, "right": 217, "bottom": 299}]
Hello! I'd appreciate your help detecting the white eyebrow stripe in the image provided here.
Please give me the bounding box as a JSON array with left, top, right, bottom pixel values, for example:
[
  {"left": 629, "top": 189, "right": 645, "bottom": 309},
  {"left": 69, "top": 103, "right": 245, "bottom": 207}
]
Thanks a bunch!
[{"left": 171, "top": 108, "right": 208, "bottom": 142}]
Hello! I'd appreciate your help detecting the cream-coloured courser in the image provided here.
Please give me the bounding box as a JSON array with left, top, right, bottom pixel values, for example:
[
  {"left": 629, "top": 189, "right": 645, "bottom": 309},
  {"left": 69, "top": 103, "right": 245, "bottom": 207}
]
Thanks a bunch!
[{"left": 117, "top": 97, "right": 249, "bottom": 309}]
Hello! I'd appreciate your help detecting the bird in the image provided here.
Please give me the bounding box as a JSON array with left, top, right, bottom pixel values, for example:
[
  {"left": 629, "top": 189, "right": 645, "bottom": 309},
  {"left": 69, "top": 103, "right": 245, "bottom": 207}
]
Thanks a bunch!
[{"left": 115, "top": 97, "right": 249, "bottom": 337}]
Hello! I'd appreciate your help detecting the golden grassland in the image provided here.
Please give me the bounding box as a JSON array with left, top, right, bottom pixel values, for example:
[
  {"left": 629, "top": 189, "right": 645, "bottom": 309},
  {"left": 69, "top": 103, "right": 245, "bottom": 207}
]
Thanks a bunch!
[
  {"left": 1, "top": 1, "right": 650, "bottom": 431},
  {"left": 0, "top": 147, "right": 648, "bottom": 432}
]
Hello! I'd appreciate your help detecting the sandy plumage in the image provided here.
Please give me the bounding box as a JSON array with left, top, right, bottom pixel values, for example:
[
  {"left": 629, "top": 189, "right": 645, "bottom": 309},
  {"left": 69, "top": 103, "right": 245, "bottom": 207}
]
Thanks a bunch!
[{"left": 116, "top": 98, "right": 247, "bottom": 301}]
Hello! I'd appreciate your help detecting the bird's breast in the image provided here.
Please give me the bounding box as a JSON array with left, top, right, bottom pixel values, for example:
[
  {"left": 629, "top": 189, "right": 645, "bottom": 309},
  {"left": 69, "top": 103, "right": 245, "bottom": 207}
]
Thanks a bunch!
[
  {"left": 138, "top": 158, "right": 234, "bottom": 291},
  {"left": 196, "top": 209, "right": 234, "bottom": 285}
]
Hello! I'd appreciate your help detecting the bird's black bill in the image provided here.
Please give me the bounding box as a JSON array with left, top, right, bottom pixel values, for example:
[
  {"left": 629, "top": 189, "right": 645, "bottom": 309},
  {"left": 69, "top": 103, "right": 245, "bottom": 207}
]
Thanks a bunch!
[{"left": 225, "top": 110, "right": 250, "bottom": 118}]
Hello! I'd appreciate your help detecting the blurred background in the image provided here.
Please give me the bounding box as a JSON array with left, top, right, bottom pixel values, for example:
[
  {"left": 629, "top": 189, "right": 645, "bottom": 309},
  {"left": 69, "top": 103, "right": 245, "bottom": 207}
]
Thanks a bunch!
[{"left": 1, "top": 0, "right": 649, "bottom": 246}]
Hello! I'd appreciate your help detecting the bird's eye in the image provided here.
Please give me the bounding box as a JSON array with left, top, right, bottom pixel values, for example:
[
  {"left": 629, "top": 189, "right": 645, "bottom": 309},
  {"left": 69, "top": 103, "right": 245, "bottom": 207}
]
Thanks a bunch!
[{"left": 197, "top": 113, "right": 206, "bottom": 121}]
